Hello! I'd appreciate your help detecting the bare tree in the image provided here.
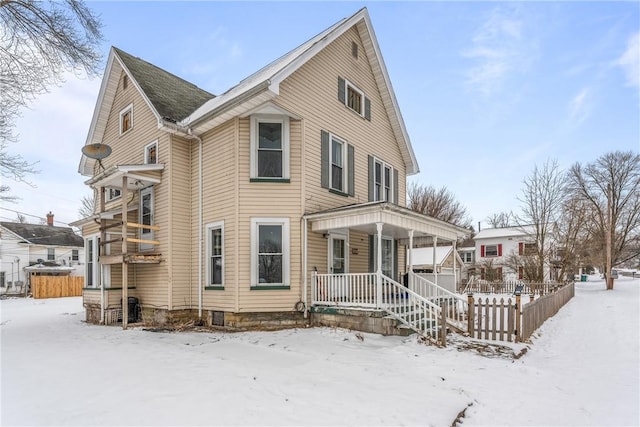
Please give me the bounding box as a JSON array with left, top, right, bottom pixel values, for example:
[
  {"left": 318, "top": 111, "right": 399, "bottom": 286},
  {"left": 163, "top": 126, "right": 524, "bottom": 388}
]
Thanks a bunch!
[
  {"left": 15, "top": 212, "right": 26, "bottom": 223},
  {"left": 486, "top": 211, "right": 515, "bottom": 228},
  {"left": 553, "top": 195, "right": 590, "bottom": 280},
  {"left": 516, "top": 159, "right": 568, "bottom": 282},
  {"left": 78, "top": 192, "right": 96, "bottom": 219},
  {"left": 407, "top": 182, "right": 472, "bottom": 228},
  {"left": 0, "top": 0, "right": 102, "bottom": 198},
  {"left": 568, "top": 151, "right": 640, "bottom": 289}
]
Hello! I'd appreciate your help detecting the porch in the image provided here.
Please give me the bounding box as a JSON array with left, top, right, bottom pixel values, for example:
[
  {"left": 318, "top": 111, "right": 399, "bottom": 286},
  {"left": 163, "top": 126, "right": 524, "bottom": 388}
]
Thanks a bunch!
[{"left": 303, "top": 202, "right": 470, "bottom": 343}]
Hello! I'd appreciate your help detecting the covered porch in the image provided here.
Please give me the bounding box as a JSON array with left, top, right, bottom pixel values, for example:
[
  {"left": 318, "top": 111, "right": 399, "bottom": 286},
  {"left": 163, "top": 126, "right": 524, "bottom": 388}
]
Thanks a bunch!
[
  {"left": 303, "top": 202, "right": 469, "bottom": 311},
  {"left": 73, "top": 164, "right": 164, "bottom": 328}
]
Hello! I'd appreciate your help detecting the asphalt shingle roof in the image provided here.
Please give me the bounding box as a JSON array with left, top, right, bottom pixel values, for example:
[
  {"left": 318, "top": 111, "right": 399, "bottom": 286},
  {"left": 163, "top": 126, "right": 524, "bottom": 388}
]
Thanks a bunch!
[
  {"left": 114, "top": 47, "right": 215, "bottom": 122},
  {"left": 1, "top": 222, "right": 84, "bottom": 247}
]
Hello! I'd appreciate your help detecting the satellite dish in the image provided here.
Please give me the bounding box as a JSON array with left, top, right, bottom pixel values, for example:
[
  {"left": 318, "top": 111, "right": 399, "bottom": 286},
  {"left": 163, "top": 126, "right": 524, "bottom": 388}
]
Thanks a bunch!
[{"left": 82, "top": 143, "right": 112, "bottom": 160}]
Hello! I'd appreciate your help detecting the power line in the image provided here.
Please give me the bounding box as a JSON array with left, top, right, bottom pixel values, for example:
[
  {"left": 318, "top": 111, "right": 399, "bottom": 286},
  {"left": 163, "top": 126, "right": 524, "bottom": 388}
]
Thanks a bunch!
[{"left": 0, "top": 207, "right": 74, "bottom": 227}]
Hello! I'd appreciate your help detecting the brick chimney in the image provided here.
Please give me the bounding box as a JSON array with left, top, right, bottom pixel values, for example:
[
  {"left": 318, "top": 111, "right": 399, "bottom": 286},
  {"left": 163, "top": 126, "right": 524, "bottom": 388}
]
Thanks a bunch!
[{"left": 46, "top": 212, "right": 54, "bottom": 226}]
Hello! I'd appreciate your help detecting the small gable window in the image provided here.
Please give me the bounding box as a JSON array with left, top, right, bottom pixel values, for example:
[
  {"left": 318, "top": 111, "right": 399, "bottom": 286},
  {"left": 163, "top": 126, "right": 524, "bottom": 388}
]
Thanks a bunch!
[
  {"left": 338, "top": 77, "right": 371, "bottom": 121},
  {"left": 145, "top": 140, "right": 158, "bottom": 164},
  {"left": 119, "top": 104, "right": 133, "bottom": 135}
]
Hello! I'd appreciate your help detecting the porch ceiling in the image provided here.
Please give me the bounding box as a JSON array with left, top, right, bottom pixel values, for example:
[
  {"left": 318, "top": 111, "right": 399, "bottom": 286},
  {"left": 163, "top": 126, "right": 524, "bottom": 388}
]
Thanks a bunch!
[
  {"left": 84, "top": 164, "right": 164, "bottom": 190},
  {"left": 304, "top": 202, "right": 469, "bottom": 242}
]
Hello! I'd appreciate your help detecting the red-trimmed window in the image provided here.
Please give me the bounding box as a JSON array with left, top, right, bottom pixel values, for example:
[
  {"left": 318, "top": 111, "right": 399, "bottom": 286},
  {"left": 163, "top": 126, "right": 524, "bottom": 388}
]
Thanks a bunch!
[{"left": 482, "top": 244, "right": 502, "bottom": 257}]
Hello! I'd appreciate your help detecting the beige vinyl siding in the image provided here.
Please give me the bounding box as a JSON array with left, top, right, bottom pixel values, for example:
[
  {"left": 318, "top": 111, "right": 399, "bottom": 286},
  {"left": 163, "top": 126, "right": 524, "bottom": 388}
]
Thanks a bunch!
[
  {"left": 197, "top": 120, "right": 239, "bottom": 311},
  {"left": 235, "top": 117, "right": 303, "bottom": 312},
  {"left": 348, "top": 230, "right": 370, "bottom": 274},
  {"left": 87, "top": 70, "right": 170, "bottom": 310},
  {"left": 168, "top": 135, "right": 193, "bottom": 310},
  {"left": 276, "top": 26, "right": 407, "bottom": 215}
]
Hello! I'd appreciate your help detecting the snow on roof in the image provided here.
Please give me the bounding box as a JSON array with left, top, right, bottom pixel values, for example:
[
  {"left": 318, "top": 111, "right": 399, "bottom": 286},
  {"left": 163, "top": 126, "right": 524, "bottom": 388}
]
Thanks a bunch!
[
  {"left": 408, "top": 246, "right": 452, "bottom": 266},
  {"left": 474, "top": 225, "right": 535, "bottom": 240}
]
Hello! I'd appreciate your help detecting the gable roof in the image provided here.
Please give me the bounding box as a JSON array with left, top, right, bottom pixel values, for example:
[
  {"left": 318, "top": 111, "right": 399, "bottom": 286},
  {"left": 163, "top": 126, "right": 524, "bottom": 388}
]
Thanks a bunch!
[
  {"left": 80, "top": 8, "right": 419, "bottom": 176},
  {"left": 181, "top": 7, "right": 419, "bottom": 175},
  {"left": 79, "top": 47, "right": 214, "bottom": 175},
  {"left": 113, "top": 47, "right": 215, "bottom": 123},
  {"left": 475, "top": 226, "right": 535, "bottom": 240},
  {"left": 0, "top": 222, "right": 84, "bottom": 247}
]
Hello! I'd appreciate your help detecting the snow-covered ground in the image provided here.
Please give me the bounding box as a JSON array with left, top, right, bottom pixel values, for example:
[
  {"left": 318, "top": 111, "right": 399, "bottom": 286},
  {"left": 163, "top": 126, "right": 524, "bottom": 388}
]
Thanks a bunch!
[{"left": 1, "top": 277, "right": 638, "bottom": 426}]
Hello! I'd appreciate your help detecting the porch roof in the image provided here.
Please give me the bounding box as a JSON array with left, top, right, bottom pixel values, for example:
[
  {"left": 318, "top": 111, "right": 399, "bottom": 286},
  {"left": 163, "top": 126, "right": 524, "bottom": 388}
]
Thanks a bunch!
[
  {"left": 84, "top": 164, "right": 164, "bottom": 190},
  {"left": 304, "top": 202, "right": 468, "bottom": 242}
]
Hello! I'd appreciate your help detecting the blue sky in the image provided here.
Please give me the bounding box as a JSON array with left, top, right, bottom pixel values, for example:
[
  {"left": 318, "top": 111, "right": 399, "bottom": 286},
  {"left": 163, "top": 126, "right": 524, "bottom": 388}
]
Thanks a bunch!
[{"left": 2, "top": 1, "right": 638, "bottom": 229}]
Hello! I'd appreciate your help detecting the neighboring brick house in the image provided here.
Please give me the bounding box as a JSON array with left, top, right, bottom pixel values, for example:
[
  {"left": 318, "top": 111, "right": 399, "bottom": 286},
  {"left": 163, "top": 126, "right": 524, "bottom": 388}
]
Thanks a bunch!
[{"left": 72, "top": 8, "right": 468, "bottom": 332}]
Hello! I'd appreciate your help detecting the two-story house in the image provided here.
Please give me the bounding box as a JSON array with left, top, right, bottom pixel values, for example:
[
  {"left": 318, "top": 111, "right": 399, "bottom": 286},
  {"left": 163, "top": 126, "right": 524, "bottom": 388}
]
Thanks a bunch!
[
  {"left": 72, "top": 8, "right": 468, "bottom": 332},
  {"left": 0, "top": 213, "right": 84, "bottom": 294},
  {"left": 474, "top": 225, "right": 551, "bottom": 281}
]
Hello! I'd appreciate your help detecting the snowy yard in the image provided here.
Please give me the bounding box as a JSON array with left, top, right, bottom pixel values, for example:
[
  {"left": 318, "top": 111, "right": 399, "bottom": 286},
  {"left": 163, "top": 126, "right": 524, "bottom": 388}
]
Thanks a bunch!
[{"left": 1, "top": 277, "right": 638, "bottom": 426}]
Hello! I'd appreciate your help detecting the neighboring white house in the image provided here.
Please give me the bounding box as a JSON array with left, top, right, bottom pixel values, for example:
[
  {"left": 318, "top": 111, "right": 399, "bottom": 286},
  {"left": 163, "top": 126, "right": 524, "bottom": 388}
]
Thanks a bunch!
[
  {"left": 456, "top": 237, "right": 475, "bottom": 281},
  {"left": 474, "top": 225, "right": 546, "bottom": 281},
  {"left": 0, "top": 213, "right": 85, "bottom": 293},
  {"left": 407, "top": 245, "right": 464, "bottom": 292}
]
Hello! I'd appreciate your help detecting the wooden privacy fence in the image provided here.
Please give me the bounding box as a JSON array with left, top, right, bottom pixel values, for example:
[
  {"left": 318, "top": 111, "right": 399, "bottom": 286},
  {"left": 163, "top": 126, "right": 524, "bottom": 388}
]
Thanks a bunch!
[
  {"left": 521, "top": 282, "right": 575, "bottom": 341},
  {"left": 467, "top": 281, "right": 575, "bottom": 342},
  {"left": 31, "top": 276, "right": 84, "bottom": 299}
]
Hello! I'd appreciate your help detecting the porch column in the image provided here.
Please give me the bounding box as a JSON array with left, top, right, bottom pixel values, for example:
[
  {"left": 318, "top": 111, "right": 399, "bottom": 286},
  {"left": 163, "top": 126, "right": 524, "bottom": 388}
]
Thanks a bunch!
[
  {"left": 433, "top": 236, "right": 438, "bottom": 285},
  {"left": 408, "top": 229, "right": 414, "bottom": 282},
  {"left": 99, "top": 186, "right": 106, "bottom": 325},
  {"left": 453, "top": 240, "right": 457, "bottom": 292},
  {"left": 376, "top": 222, "right": 383, "bottom": 308},
  {"left": 121, "top": 175, "right": 128, "bottom": 330}
]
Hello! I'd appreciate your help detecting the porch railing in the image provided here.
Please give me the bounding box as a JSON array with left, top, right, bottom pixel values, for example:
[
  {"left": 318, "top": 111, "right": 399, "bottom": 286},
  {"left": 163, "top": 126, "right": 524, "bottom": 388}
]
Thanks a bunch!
[
  {"left": 312, "top": 273, "right": 378, "bottom": 308},
  {"left": 311, "top": 272, "right": 445, "bottom": 344},
  {"left": 408, "top": 272, "right": 468, "bottom": 334}
]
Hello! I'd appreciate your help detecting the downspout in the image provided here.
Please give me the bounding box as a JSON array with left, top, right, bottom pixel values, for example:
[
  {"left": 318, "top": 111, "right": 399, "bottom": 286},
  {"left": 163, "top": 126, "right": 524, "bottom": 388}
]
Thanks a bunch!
[
  {"left": 303, "top": 217, "right": 308, "bottom": 318},
  {"left": 158, "top": 119, "right": 203, "bottom": 319}
]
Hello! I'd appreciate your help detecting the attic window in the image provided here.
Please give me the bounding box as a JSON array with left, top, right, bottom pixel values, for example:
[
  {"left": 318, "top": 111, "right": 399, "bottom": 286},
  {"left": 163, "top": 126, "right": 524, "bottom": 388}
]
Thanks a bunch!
[
  {"left": 338, "top": 77, "right": 371, "bottom": 120},
  {"left": 119, "top": 104, "right": 133, "bottom": 135}
]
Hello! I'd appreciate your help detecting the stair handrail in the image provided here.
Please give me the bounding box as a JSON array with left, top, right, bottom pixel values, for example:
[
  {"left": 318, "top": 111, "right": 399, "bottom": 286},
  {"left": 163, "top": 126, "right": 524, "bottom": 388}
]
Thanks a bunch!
[
  {"left": 380, "top": 275, "right": 445, "bottom": 345},
  {"left": 408, "top": 272, "right": 468, "bottom": 333}
]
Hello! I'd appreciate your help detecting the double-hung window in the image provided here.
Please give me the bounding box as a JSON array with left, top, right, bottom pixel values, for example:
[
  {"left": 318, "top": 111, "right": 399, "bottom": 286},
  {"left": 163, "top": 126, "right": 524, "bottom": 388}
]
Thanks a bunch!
[
  {"left": 206, "top": 222, "right": 224, "bottom": 288},
  {"left": 250, "top": 115, "right": 289, "bottom": 180},
  {"left": 72, "top": 249, "right": 79, "bottom": 262},
  {"left": 47, "top": 248, "right": 55, "bottom": 261},
  {"left": 369, "top": 157, "right": 396, "bottom": 203},
  {"left": 251, "top": 218, "right": 289, "bottom": 288},
  {"left": 481, "top": 244, "right": 501, "bottom": 257},
  {"left": 331, "top": 136, "right": 345, "bottom": 192},
  {"left": 320, "top": 131, "right": 354, "bottom": 196}
]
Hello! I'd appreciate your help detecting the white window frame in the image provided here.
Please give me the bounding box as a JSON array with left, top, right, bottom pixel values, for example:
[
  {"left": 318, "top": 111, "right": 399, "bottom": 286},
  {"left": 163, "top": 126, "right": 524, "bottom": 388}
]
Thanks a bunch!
[
  {"left": 372, "top": 157, "right": 394, "bottom": 202},
  {"left": 206, "top": 221, "right": 224, "bottom": 287},
  {"left": 71, "top": 249, "right": 79, "bottom": 261},
  {"left": 344, "top": 79, "right": 365, "bottom": 116},
  {"left": 250, "top": 115, "right": 289, "bottom": 179},
  {"left": 485, "top": 244, "right": 499, "bottom": 257},
  {"left": 329, "top": 134, "right": 347, "bottom": 192},
  {"left": 105, "top": 188, "right": 122, "bottom": 203},
  {"left": 139, "top": 187, "right": 154, "bottom": 251},
  {"left": 47, "top": 248, "right": 55, "bottom": 261},
  {"left": 328, "top": 231, "right": 349, "bottom": 274},
  {"left": 119, "top": 103, "right": 133, "bottom": 136},
  {"left": 144, "top": 140, "right": 158, "bottom": 164},
  {"left": 85, "top": 235, "right": 99, "bottom": 288},
  {"left": 250, "top": 218, "right": 290, "bottom": 287}
]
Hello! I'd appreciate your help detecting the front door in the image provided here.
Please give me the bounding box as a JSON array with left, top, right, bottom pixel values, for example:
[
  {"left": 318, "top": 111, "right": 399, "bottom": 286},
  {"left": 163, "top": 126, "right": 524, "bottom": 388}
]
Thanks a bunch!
[
  {"left": 329, "top": 234, "right": 347, "bottom": 274},
  {"left": 139, "top": 187, "right": 154, "bottom": 251}
]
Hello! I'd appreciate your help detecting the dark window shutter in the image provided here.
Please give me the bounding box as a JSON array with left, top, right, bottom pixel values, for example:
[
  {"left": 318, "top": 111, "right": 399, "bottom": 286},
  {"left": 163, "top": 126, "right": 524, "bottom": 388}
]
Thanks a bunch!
[
  {"left": 393, "top": 240, "right": 398, "bottom": 280},
  {"left": 347, "top": 144, "right": 355, "bottom": 196},
  {"left": 364, "top": 97, "right": 371, "bottom": 121},
  {"left": 393, "top": 168, "right": 399, "bottom": 204},
  {"left": 338, "top": 77, "right": 345, "bottom": 104},
  {"left": 497, "top": 267, "right": 503, "bottom": 277},
  {"left": 518, "top": 242, "right": 524, "bottom": 255},
  {"left": 498, "top": 244, "right": 503, "bottom": 256},
  {"left": 480, "top": 245, "right": 485, "bottom": 257},
  {"left": 518, "top": 267, "right": 523, "bottom": 280},
  {"left": 368, "top": 155, "right": 374, "bottom": 201},
  {"left": 321, "top": 131, "right": 329, "bottom": 189}
]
